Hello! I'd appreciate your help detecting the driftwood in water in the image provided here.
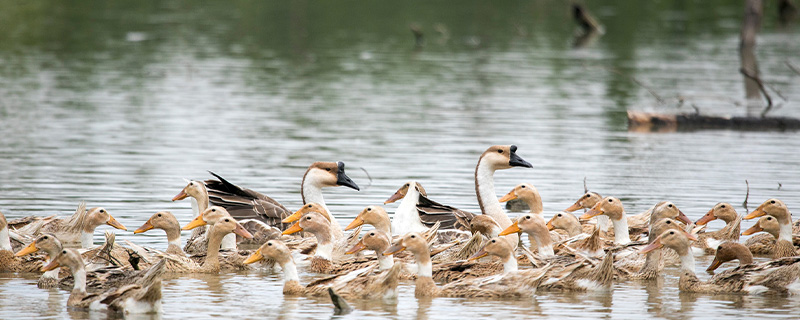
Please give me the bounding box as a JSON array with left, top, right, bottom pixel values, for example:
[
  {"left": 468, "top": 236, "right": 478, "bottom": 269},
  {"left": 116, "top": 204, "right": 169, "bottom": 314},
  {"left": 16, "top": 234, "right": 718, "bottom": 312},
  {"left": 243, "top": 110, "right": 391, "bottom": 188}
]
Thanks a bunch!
[{"left": 627, "top": 111, "right": 800, "bottom": 132}]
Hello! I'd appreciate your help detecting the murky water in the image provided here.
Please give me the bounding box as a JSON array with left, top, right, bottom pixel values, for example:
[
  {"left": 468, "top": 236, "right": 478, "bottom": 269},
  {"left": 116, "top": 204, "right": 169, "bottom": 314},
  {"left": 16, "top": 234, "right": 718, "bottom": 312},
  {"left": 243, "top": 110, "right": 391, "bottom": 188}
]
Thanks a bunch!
[{"left": 1, "top": 1, "right": 799, "bottom": 319}]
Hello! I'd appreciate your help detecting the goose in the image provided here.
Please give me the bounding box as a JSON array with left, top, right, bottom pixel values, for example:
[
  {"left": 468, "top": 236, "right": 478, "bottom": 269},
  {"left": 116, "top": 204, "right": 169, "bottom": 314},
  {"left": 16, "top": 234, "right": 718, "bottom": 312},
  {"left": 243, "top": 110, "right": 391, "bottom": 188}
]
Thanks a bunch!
[
  {"left": 474, "top": 145, "right": 532, "bottom": 249},
  {"left": 169, "top": 214, "right": 254, "bottom": 273},
  {"left": 641, "top": 228, "right": 800, "bottom": 294},
  {"left": 383, "top": 233, "right": 549, "bottom": 298},
  {"left": 498, "top": 183, "right": 543, "bottom": 215},
  {"left": 693, "top": 202, "right": 741, "bottom": 255},
  {"left": 744, "top": 198, "right": 795, "bottom": 258},
  {"left": 743, "top": 215, "right": 797, "bottom": 258},
  {"left": 14, "top": 233, "right": 65, "bottom": 288},
  {"left": 41, "top": 249, "right": 166, "bottom": 314},
  {"left": 706, "top": 242, "right": 754, "bottom": 272},
  {"left": 244, "top": 239, "right": 402, "bottom": 299},
  {"left": 133, "top": 211, "right": 184, "bottom": 256},
  {"left": 16, "top": 202, "right": 127, "bottom": 248},
  {"left": 384, "top": 181, "right": 475, "bottom": 234}
]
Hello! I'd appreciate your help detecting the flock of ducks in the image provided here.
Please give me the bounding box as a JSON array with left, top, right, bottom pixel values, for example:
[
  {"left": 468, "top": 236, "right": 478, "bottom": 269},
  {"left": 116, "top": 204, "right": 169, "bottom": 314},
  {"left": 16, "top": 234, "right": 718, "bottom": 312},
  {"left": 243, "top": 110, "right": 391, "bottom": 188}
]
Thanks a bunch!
[{"left": 1, "top": 145, "right": 799, "bottom": 315}]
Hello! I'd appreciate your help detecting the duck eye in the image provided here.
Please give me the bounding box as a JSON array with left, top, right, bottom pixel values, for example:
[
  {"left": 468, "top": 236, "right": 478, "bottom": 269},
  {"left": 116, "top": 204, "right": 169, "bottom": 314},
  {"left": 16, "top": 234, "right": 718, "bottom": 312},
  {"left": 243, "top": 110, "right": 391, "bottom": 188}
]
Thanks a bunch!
[
  {"left": 325, "top": 168, "right": 331, "bottom": 171},
  {"left": 410, "top": 235, "right": 416, "bottom": 238},
  {"left": 100, "top": 209, "right": 105, "bottom": 213},
  {"left": 668, "top": 204, "right": 673, "bottom": 208},
  {"left": 771, "top": 200, "right": 776, "bottom": 204},
  {"left": 585, "top": 194, "right": 591, "bottom": 198},
  {"left": 367, "top": 208, "right": 372, "bottom": 211},
  {"left": 767, "top": 217, "right": 772, "bottom": 220},
  {"left": 157, "top": 213, "right": 162, "bottom": 217},
  {"left": 43, "top": 236, "right": 48, "bottom": 239},
  {"left": 224, "top": 219, "right": 230, "bottom": 222},
  {"left": 306, "top": 216, "right": 312, "bottom": 220},
  {"left": 525, "top": 216, "right": 531, "bottom": 220},
  {"left": 557, "top": 213, "right": 562, "bottom": 217},
  {"left": 189, "top": 182, "right": 194, "bottom": 185},
  {"left": 666, "top": 221, "right": 671, "bottom": 224},
  {"left": 62, "top": 250, "right": 67, "bottom": 254},
  {"left": 405, "top": 184, "right": 409, "bottom": 187},
  {"left": 720, "top": 205, "right": 726, "bottom": 208},
  {"left": 521, "top": 185, "right": 526, "bottom": 188},
  {"left": 497, "top": 149, "right": 503, "bottom": 154},
  {"left": 370, "top": 232, "right": 375, "bottom": 236},
  {"left": 669, "top": 231, "right": 675, "bottom": 235},
  {"left": 491, "top": 239, "right": 496, "bottom": 243},
  {"left": 211, "top": 208, "right": 216, "bottom": 212},
  {"left": 307, "top": 205, "right": 312, "bottom": 208},
  {"left": 267, "top": 242, "right": 272, "bottom": 246},
  {"left": 608, "top": 199, "right": 613, "bottom": 203}
]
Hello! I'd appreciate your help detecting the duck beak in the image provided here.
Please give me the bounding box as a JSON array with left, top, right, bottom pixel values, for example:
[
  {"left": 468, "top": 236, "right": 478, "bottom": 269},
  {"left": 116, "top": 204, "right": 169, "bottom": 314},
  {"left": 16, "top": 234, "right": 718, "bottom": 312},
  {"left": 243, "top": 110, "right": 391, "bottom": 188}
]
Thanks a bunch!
[
  {"left": 498, "top": 221, "right": 521, "bottom": 236},
  {"left": 468, "top": 248, "right": 489, "bottom": 261},
  {"left": 744, "top": 206, "right": 766, "bottom": 220},
  {"left": 546, "top": 219, "right": 555, "bottom": 231},
  {"left": 233, "top": 222, "right": 253, "bottom": 239},
  {"left": 564, "top": 201, "right": 583, "bottom": 212},
  {"left": 345, "top": 239, "right": 367, "bottom": 255},
  {"left": 706, "top": 257, "right": 724, "bottom": 272},
  {"left": 695, "top": 209, "right": 716, "bottom": 226},
  {"left": 682, "top": 230, "right": 698, "bottom": 241},
  {"left": 15, "top": 241, "right": 39, "bottom": 257},
  {"left": 106, "top": 215, "right": 127, "bottom": 231},
  {"left": 384, "top": 191, "right": 404, "bottom": 204},
  {"left": 182, "top": 213, "right": 207, "bottom": 230},
  {"left": 676, "top": 210, "right": 692, "bottom": 225},
  {"left": 282, "top": 221, "right": 303, "bottom": 235},
  {"left": 41, "top": 259, "right": 60, "bottom": 272},
  {"left": 336, "top": 162, "right": 360, "bottom": 191},
  {"left": 639, "top": 238, "right": 663, "bottom": 254},
  {"left": 508, "top": 146, "right": 533, "bottom": 168},
  {"left": 282, "top": 210, "right": 303, "bottom": 224},
  {"left": 498, "top": 190, "right": 517, "bottom": 203},
  {"left": 172, "top": 189, "right": 189, "bottom": 201},
  {"left": 580, "top": 207, "right": 603, "bottom": 220},
  {"left": 133, "top": 218, "right": 155, "bottom": 234},
  {"left": 742, "top": 223, "right": 763, "bottom": 236},
  {"left": 345, "top": 217, "right": 365, "bottom": 231},
  {"left": 383, "top": 243, "right": 406, "bottom": 256},
  {"left": 243, "top": 248, "right": 263, "bottom": 264}
]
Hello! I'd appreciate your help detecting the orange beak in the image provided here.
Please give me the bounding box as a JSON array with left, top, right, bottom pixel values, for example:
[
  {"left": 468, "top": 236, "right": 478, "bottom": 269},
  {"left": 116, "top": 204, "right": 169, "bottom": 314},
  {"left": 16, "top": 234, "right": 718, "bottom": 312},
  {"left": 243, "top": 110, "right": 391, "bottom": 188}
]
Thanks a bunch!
[
  {"left": 706, "top": 257, "right": 724, "bottom": 272},
  {"left": 182, "top": 213, "right": 207, "bottom": 230},
  {"left": 683, "top": 229, "right": 698, "bottom": 241},
  {"left": 639, "top": 238, "right": 663, "bottom": 254},
  {"left": 742, "top": 223, "right": 763, "bottom": 236},
  {"left": 134, "top": 218, "right": 155, "bottom": 234},
  {"left": 41, "top": 259, "right": 60, "bottom": 272},
  {"left": 243, "top": 248, "right": 263, "bottom": 264},
  {"left": 383, "top": 243, "right": 406, "bottom": 256},
  {"left": 106, "top": 215, "right": 127, "bottom": 231},
  {"left": 695, "top": 208, "right": 716, "bottom": 226},
  {"left": 345, "top": 239, "right": 367, "bottom": 255},
  {"left": 676, "top": 210, "right": 692, "bottom": 225},
  {"left": 546, "top": 218, "right": 555, "bottom": 231},
  {"left": 580, "top": 207, "right": 603, "bottom": 220},
  {"left": 281, "top": 210, "right": 303, "bottom": 224},
  {"left": 564, "top": 201, "right": 583, "bottom": 212},
  {"left": 498, "top": 221, "right": 521, "bottom": 236},
  {"left": 282, "top": 221, "right": 303, "bottom": 235},
  {"left": 15, "top": 241, "right": 39, "bottom": 257},
  {"left": 498, "top": 190, "right": 517, "bottom": 203},
  {"left": 233, "top": 222, "right": 253, "bottom": 239},
  {"left": 744, "top": 206, "right": 766, "bottom": 220},
  {"left": 384, "top": 191, "right": 404, "bottom": 204},
  {"left": 345, "top": 217, "right": 365, "bottom": 231},
  {"left": 468, "top": 248, "right": 489, "bottom": 261},
  {"left": 172, "top": 189, "right": 189, "bottom": 201}
]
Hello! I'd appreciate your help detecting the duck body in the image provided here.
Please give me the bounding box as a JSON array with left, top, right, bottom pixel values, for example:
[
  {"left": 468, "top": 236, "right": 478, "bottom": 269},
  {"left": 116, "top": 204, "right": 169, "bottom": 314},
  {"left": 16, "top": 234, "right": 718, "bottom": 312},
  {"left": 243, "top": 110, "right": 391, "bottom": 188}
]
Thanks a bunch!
[
  {"left": 385, "top": 181, "right": 474, "bottom": 234},
  {"left": 16, "top": 202, "right": 127, "bottom": 248}
]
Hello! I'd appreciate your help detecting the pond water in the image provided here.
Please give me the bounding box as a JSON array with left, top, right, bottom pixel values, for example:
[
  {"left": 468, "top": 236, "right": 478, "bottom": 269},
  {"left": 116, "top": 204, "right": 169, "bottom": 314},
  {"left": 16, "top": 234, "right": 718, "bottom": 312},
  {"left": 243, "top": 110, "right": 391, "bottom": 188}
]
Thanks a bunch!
[{"left": 1, "top": 1, "right": 799, "bottom": 319}]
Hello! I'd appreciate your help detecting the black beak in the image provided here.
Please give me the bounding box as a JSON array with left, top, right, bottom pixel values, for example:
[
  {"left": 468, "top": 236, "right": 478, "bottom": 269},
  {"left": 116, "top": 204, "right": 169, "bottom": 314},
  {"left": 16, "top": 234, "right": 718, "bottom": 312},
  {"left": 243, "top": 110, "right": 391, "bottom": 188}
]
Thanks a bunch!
[
  {"left": 508, "top": 145, "right": 532, "bottom": 168},
  {"left": 336, "top": 162, "right": 360, "bottom": 191}
]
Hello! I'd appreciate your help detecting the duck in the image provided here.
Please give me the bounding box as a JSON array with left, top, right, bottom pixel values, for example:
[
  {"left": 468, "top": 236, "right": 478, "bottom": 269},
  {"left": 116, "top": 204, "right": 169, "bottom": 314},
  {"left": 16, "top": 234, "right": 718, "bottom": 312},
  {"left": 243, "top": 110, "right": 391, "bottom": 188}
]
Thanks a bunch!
[
  {"left": 498, "top": 183, "right": 543, "bottom": 215},
  {"left": 384, "top": 181, "right": 475, "bottom": 234},
  {"left": 706, "top": 242, "right": 754, "bottom": 272},
  {"left": 546, "top": 212, "right": 587, "bottom": 237},
  {"left": 41, "top": 248, "right": 166, "bottom": 314},
  {"left": 743, "top": 215, "right": 797, "bottom": 258},
  {"left": 641, "top": 228, "right": 800, "bottom": 294},
  {"left": 499, "top": 214, "right": 555, "bottom": 257},
  {"left": 1, "top": 212, "right": 43, "bottom": 273},
  {"left": 615, "top": 218, "right": 686, "bottom": 280},
  {"left": 474, "top": 145, "right": 532, "bottom": 249},
  {"left": 565, "top": 192, "right": 654, "bottom": 234},
  {"left": 384, "top": 232, "right": 549, "bottom": 298},
  {"left": 345, "top": 205, "right": 392, "bottom": 235},
  {"left": 743, "top": 198, "right": 795, "bottom": 258},
  {"left": 133, "top": 211, "right": 185, "bottom": 256},
  {"left": 16, "top": 202, "right": 127, "bottom": 248},
  {"left": 281, "top": 211, "right": 359, "bottom": 274},
  {"left": 283, "top": 202, "right": 343, "bottom": 240},
  {"left": 580, "top": 197, "right": 632, "bottom": 245},
  {"left": 345, "top": 230, "right": 396, "bottom": 271},
  {"left": 14, "top": 233, "right": 65, "bottom": 288},
  {"left": 693, "top": 202, "right": 741, "bottom": 255},
  {"left": 168, "top": 213, "right": 254, "bottom": 273},
  {"left": 197, "top": 171, "right": 292, "bottom": 228}
]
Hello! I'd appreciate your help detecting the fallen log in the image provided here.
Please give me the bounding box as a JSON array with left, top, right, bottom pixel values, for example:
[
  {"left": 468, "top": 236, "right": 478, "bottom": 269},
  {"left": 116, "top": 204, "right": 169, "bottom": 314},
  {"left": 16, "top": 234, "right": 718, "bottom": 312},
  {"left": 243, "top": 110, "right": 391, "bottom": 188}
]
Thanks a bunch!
[{"left": 627, "top": 110, "right": 800, "bottom": 132}]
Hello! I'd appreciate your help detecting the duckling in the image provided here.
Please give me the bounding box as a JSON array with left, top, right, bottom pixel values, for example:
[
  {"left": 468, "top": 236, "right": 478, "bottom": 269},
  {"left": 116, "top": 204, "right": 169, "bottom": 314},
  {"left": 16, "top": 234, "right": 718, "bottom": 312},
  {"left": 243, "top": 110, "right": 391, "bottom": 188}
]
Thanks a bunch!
[
  {"left": 706, "top": 242, "right": 754, "bottom": 272},
  {"left": 17, "top": 202, "right": 127, "bottom": 248},
  {"left": 642, "top": 228, "right": 800, "bottom": 294},
  {"left": 693, "top": 202, "right": 741, "bottom": 255},
  {"left": 41, "top": 249, "right": 166, "bottom": 314},
  {"left": 168, "top": 215, "right": 254, "bottom": 273},
  {"left": 14, "top": 233, "right": 64, "bottom": 288},
  {"left": 133, "top": 211, "right": 184, "bottom": 256},
  {"left": 385, "top": 181, "right": 475, "bottom": 234},
  {"left": 244, "top": 239, "right": 402, "bottom": 300},
  {"left": 744, "top": 198, "right": 795, "bottom": 258},
  {"left": 743, "top": 215, "right": 797, "bottom": 258}
]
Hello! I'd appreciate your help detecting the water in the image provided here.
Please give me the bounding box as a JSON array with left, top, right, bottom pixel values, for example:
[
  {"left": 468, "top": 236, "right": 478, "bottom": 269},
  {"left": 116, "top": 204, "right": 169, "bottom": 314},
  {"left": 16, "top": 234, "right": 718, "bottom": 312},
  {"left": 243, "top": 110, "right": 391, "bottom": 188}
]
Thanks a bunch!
[{"left": 1, "top": 0, "right": 799, "bottom": 318}]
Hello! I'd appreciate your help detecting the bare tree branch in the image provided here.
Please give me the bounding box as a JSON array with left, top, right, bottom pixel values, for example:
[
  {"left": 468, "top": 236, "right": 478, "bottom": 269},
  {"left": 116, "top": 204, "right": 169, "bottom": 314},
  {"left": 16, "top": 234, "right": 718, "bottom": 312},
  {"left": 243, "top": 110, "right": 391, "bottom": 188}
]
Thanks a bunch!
[
  {"left": 743, "top": 180, "right": 750, "bottom": 214},
  {"left": 739, "top": 68, "right": 774, "bottom": 117}
]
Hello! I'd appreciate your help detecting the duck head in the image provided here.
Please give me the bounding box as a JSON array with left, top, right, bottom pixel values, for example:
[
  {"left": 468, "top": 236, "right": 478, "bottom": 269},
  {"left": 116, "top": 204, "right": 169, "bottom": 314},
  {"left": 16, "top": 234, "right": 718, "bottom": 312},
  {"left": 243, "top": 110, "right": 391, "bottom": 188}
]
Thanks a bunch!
[
  {"left": 384, "top": 181, "right": 426, "bottom": 204},
  {"left": 696, "top": 202, "right": 738, "bottom": 225},
  {"left": 565, "top": 191, "right": 602, "bottom": 212}
]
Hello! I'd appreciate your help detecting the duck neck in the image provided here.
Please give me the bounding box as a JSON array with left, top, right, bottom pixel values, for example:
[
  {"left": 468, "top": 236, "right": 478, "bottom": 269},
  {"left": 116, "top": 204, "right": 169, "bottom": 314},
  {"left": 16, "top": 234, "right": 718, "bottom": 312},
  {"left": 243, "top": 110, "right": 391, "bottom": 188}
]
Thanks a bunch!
[
  {"left": 527, "top": 225, "right": 554, "bottom": 257},
  {"left": 393, "top": 188, "right": 427, "bottom": 235},
  {"left": 611, "top": 215, "right": 631, "bottom": 245},
  {"left": 377, "top": 251, "right": 395, "bottom": 271},
  {"left": 596, "top": 215, "right": 610, "bottom": 232},
  {"left": 80, "top": 231, "right": 93, "bottom": 248},
  {"left": 415, "top": 251, "right": 433, "bottom": 278},
  {"left": 70, "top": 264, "right": 87, "bottom": 294},
  {"left": 0, "top": 227, "right": 11, "bottom": 251},
  {"left": 203, "top": 228, "right": 224, "bottom": 270},
  {"left": 192, "top": 187, "right": 209, "bottom": 215},
  {"left": 679, "top": 250, "right": 696, "bottom": 274},
  {"left": 220, "top": 233, "right": 237, "bottom": 250},
  {"left": 565, "top": 219, "right": 582, "bottom": 237},
  {"left": 779, "top": 222, "right": 793, "bottom": 243},
  {"left": 524, "top": 194, "right": 543, "bottom": 215},
  {"left": 315, "top": 233, "right": 334, "bottom": 261},
  {"left": 280, "top": 258, "right": 300, "bottom": 282},
  {"left": 502, "top": 253, "right": 518, "bottom": 273},
  {"left": 475, "top": 159, "right": 517, "bottom": 247},
  {"left": 372, "top": 219, "right": 392, "bottom": 235}
]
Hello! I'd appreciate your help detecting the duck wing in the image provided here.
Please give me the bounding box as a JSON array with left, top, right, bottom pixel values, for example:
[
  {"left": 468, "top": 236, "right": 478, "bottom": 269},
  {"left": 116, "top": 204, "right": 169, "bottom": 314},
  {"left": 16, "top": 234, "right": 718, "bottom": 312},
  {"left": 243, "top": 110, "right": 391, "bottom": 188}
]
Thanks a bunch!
[
  {"left": 205, "top": 171, "right": 292, "bottom": 227},
  {"left": 416, "top": 195, "right": 475, "bottom": 231}
]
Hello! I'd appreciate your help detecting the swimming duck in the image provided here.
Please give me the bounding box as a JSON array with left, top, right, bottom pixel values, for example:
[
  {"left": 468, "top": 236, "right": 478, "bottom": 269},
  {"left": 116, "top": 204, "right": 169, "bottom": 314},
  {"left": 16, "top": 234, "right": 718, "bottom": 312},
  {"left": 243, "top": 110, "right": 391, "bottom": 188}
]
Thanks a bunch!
[
  {"left": 14, "top": 233, "right": 65, "bottom": 287},
  {"left": 566, "top": 192, "right": 654, "bottom": 234},
  {"left": 743, "top": 215, "right": 797, "bottom": 258},
  {"left": 169, "top": 214, "right": 254, "bottom": 273},
  {"left": 1, "top": 212, "right": 44, "bottom": 273},
  {"left": 345, "top": 205, "right": 392, "bottom": 235},
  {"left": 384, "top": 181, "right": 475, "bottom": 234},
  {"left": 641, "top": 228, "right": 800, "bottom": 294},
  {"left": 706, "top": 242, "right": 754, "bottom": 272},
  {"left": 16, "top": 202, "right": 127, "bottom": 248},
  {"left": 133, "top": 211, "right": 184, "bottom": 256},
  {"left": 474, "top": 145, "right": 533, "bottom": 249},
  {"left": 499, "top": 214, "right": 555, "bottom": 257},
  {"left": 282, "top": 211, "right": 357, "bottom": 274},
  {"left": 284, "top": 202, "right": 343, "bottom": 240},
  {"left": 580, "top": 197, "right": 632, "bottom": 245},
  {"left": 498, "top": 183, "right": 543, "bottom": 215},
  {"left": 546, "top": 212, "right": 590, "bottom": 237},
  {"left": 743, "top": 199, "right": 795, "bottom": 258},
  {"left": 693, "top": 202, "right": 741, "bottom": 255},
  {"left": 345, "top": 230, "right": 395, "bottom": 271},
  {"left": 42, "top": 248, "right": 166, "bottom": 314},
  {"left": 244, "top": 239, "right": 402, "bottom": 300}
]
